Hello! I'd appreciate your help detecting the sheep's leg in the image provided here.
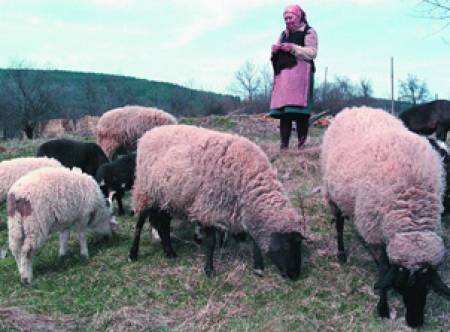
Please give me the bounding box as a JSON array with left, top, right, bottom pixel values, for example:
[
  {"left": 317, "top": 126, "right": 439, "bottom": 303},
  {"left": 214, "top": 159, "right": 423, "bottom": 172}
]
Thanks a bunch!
[
  {"left": 129, "top": 209, "right": 150, "bottom": 261},
  {"left": 203, "top": 226, "right": 216, "bottom": 277},
  {"left": 193, "top": 223, "right": 203, "bottom": 244},
  {"left": 19, "top": 252, "right": 33, "bottom": 286},
  {"left": 335, "top": 211, "right": 346, "bottom": 262},
  {"left": 370, "top": 245, "right": 390, "bottom": 318},
  {"left": 329, "top": 200, "right": 346, "bottom": 262},
  {"left": 252, "top": 239, "right": 264, "bottom": 277},
  {"left": 151, "top": 209, "right": 176, "bottom": 258},
  {"left": 59, "top": 229, "right": 70, "bottom": 257},
  {"left": 78, "top": 229, "right": 89, "bottom": 259},
  {"left": 436, "top": 124, "right": 447, "bottom": 142},
  {"left": 115, "top": 191, "right": 125, "bottom": 216}
]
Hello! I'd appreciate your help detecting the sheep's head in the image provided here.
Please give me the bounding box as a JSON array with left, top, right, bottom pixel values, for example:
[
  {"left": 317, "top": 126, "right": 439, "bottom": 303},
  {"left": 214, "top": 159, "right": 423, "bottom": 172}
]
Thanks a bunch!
[
  {"left": 267, "top": 232, "right": 302, "bottom": 280},
  {"left": 375, "top": 265, "right": 450, "bottom": 328}
]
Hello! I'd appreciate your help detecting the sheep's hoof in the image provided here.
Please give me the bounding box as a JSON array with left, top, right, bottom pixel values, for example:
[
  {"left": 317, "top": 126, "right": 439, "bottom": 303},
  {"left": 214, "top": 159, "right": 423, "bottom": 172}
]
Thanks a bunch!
[
  {"left": 253, "top": 268, "right": 264, "bottom": 277},
  {"left": 20, "top": 278, "right": 31, "bottom": 287},
  {"left": 128, "top": 253, "right": 138, "bottom": 262},
  {"left": 165, "top": 251, "right": 177, "bottom": 259},
  {"left": 337, "top": 251, "right": 347, "bottom": 263},
  {"left": 193, "top": 236, "right": 202, "bottom": 245},
  {"left": 377, "top": 303, "right": 390, "bottom": 319},
  {"left": 204, "top": 268, "right": 216, "bottom": 278},
  {"left": 58, "top": 255, "right": 69, "bottom": 264}
]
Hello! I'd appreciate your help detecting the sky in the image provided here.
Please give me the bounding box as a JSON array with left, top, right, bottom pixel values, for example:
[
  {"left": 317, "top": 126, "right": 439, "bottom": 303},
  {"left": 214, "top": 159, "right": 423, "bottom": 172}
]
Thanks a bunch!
[{"left": 0, "top": 0, "right": 449, "bottom": 100}]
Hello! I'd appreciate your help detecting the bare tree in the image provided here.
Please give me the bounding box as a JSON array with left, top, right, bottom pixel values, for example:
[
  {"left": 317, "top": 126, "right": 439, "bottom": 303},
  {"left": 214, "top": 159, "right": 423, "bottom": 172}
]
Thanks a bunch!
[
  {"left": 358, "top": 79, "right": 374, "bottom": 99},
  {"left": 231, "top": 61, "right": 261, "bottom": 102},
  {"left": 398, "top": 74, "right": 431, "bottom": 105},
  {"left": 6, "top": 63, "right": 64, "bottom": 139},
  {"left": 259, "top": 65, "right": 273, "bottom": 102},
  {"left": 419, "top": 1, "right": 450, "bottom": 23}
]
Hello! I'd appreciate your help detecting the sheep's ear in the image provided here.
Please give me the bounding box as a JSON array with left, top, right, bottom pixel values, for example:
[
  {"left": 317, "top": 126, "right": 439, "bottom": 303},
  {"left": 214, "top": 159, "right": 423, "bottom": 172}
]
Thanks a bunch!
[
  {"left": 374, "top": 266, "right": 396, "bottom": 290},
  {"left": 430, "top": 269, "right": 450, "bottom": 300}
]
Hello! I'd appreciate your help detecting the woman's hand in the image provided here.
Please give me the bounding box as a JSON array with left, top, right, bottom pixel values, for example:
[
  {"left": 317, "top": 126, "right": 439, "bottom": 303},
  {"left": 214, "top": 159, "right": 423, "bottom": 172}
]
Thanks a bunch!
[
  {"left": 280, "top": 43, "right": 294, "bottom": 52},
  {"left": 271, "top": 44, "right": 281, "bottom": 53}
]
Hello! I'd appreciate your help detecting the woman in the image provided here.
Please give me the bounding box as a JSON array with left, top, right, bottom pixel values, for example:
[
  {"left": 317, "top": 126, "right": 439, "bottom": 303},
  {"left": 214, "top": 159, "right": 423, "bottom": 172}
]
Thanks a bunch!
[{"left": 270, "top": 4, "right": 318, "bottom": 150}]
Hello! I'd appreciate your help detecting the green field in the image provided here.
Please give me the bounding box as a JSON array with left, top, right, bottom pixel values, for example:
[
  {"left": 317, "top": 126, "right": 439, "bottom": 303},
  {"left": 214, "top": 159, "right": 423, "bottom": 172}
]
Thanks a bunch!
[{"left": 0, "top": 116, "right": 448, "bottom": 331}]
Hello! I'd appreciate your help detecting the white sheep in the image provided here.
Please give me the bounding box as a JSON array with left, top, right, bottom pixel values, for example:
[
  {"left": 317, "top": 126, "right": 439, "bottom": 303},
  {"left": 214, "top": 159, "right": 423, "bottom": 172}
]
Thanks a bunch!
[
  {"left": 129, "top": 124, "right": 304, "bottom": 279},
  {"left": 0, "top": 157, "right": 62, "bottom": 204},
  {"left": 321, "top": 106, "right": 450, "bottom": 328},
  {"left": 8, "top": 167, "right": 116, "bottom": 286}
]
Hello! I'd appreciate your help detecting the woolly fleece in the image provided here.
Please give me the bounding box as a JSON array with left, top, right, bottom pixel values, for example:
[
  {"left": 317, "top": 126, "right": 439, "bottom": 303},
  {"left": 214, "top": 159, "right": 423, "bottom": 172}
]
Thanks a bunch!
[
  {"left": 96, "top": 105, "right": 177, "bottom": 157},
  {"left": 132, "top": 124, "right": 303, "bottom": 252},
  {"left": 0, "top": 157, "right": 62, "bottom": 204},
  {"left": 8, "top": 167, "right": 112, "bottom": 270},
  {"left": 321, "top": 106, "right": 445, "bottom": 269}
]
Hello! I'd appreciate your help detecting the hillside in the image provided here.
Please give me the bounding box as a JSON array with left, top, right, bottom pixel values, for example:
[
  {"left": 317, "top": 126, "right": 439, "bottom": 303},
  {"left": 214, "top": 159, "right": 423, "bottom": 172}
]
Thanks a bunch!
[{"left": 0, "top": 68, "right": 240, "bottom": 118}]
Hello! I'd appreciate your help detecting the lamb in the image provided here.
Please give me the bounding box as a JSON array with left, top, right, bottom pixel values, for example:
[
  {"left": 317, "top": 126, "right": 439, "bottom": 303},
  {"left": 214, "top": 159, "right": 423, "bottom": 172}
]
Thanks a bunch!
[
  {"left": 129, "top": 125, "right": 304, "bottom": 279},
  {"left": 321, "top": 106, "right": 450, "bottom": 328},
  {"left": 0, "top": 157, "right": 62, "bottom": 204},
  {"left": 36, "top": 138, "right": 109, "bottom": 177},
  {"left": 7, "top": 167, "right": 116, "bottom": 286},
  {"left": 96, "top": 105, "right": 177, "bottom": 159},
  {"left": 95, "top": 152, "right": 136, "bottom": 215}
]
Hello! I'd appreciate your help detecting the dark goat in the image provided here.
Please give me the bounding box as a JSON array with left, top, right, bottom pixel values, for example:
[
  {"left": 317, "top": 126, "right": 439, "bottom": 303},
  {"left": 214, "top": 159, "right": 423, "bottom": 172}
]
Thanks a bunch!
[
  {"left": 271, "top": 50, "right": 297, "bottom": 76},
  {"left": 427, "top": 137, "right": 450, "bottom": 214},
  {"left": 400, "top": 100, "right": 450, "bottom": 141},
  {"left": 95, "top": 153, "right": 136, "bottom": 215},
  {"left": 37, "top": 138, "right": 109, "bottom": 177}
]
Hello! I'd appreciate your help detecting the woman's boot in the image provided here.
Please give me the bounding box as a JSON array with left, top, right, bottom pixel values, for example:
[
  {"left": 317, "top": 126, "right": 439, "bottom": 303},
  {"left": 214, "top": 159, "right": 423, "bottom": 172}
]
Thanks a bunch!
[
  {"left": 280, "top": 118, "right": 292, "bottom": 150},
  {"left": 295, "top": 116, "right": 310, "bottom": 149}
]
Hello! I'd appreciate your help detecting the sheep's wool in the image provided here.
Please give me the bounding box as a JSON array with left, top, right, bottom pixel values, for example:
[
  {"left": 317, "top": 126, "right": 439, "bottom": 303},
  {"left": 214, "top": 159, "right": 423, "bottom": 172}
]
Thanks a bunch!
[
  {"left": 132, "top": 124, "right": 303, "bottom": 252},
  {"left": 96, "top": 105, "right": 177, "bottom": 157},
  {"left": 387, "top": 231, "right": 445, "bottom": 268},
  {"left": 322, "top": 106, "right": 445, "bottom": 268}
]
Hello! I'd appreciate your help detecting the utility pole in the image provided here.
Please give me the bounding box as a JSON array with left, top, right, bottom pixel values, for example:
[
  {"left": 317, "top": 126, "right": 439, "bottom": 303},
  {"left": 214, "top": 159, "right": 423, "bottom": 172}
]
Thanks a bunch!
[{"left": 390, "top": 56, "right": 395, "bottom": 114}]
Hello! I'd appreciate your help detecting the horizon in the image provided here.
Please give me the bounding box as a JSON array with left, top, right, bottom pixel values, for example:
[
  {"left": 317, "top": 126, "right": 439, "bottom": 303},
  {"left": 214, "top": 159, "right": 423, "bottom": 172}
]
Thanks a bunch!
[{"left": 1, "top": 0, "right": 449, "bottom": 100}]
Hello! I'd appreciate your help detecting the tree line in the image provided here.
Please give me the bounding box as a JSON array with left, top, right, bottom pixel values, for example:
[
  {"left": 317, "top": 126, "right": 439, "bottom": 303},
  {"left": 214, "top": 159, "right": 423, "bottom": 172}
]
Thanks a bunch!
[
  {"left": 229, "top": 60, "right": 435, "bottom": 116},
  {"left": 0, "top": 64, "right": 239, "bottom": 139}
]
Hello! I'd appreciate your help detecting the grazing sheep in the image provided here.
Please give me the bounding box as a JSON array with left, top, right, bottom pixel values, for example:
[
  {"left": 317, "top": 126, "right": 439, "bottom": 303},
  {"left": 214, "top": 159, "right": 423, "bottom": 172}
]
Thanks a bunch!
[
  {"left": 37, "top": 138, "right": 109, "bottom": 177},
  {"left": 96, "top": 105, "right": 177, "bottom": 159},
  {"left": 321, "top": 106, "right": 450, "bottom": 328},
  {"left": 129, "top": 125, "right": 304, "bottom": 279},
  {"left": 8, "top": 167, "right": 116, "bottom": 286},
  {"left": 0, "top": 157, "right": 62, "bottom": 204},
  {"left": 95, "top": 152, "right": 136, "bottom": 215},
  {"left": 399, "top": 99, "right": 450, "bottom": 141}
]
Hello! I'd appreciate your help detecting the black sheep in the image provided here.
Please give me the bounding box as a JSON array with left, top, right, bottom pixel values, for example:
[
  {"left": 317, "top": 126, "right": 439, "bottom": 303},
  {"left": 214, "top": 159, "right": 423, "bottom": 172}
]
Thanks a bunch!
[
  {"left": 36, "top": 138, "right": 109, "bottom": 177},
  {"left": 399, "top": 100, "right": 450, "bottom": 141},
  {"left": 427, "top": 137, "right": 450, "bottom": 214},
  {"left": 95, "top": 153, "right": 136, "bottom": 215}
]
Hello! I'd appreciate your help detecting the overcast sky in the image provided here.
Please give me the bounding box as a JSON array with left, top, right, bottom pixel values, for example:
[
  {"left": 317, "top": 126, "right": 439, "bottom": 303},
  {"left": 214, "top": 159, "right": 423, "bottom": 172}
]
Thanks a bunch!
[{"left": 1, "top": 0, "right": 449, "bottom": 100}]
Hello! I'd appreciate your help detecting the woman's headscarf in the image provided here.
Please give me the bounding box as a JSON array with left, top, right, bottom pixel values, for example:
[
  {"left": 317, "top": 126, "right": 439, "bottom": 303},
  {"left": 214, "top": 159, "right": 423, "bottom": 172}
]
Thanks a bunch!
[{"left": 283, "top": 4, "right": 308, "bottom": 32}]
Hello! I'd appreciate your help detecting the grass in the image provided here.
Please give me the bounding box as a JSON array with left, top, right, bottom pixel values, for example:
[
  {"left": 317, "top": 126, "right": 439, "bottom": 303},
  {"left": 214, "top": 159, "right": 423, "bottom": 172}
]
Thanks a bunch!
[{"left": 0, "top": 115, "right": 449, "bottom": 331}]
